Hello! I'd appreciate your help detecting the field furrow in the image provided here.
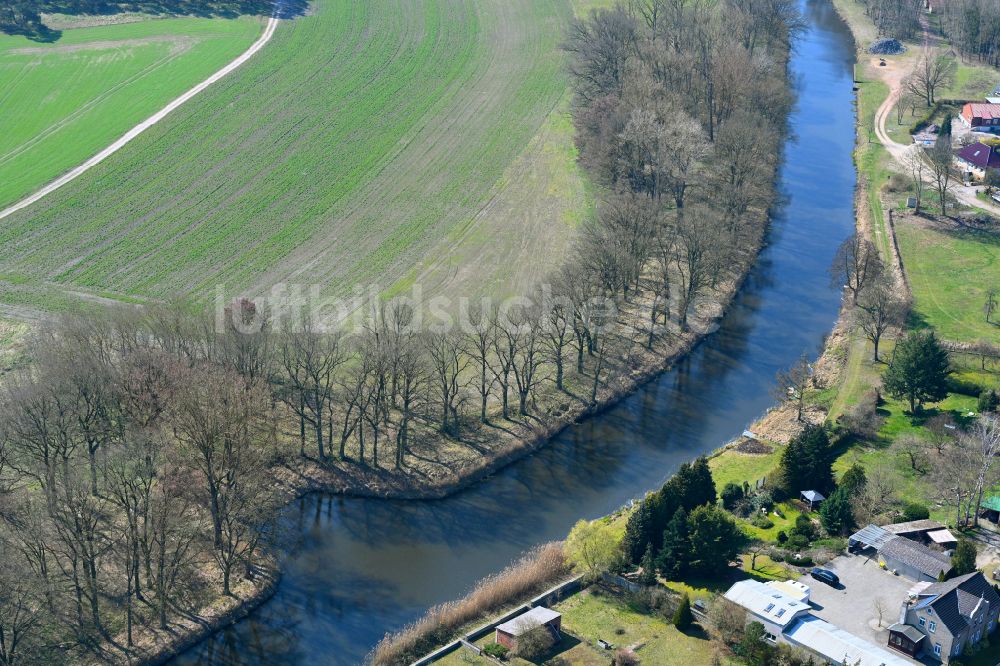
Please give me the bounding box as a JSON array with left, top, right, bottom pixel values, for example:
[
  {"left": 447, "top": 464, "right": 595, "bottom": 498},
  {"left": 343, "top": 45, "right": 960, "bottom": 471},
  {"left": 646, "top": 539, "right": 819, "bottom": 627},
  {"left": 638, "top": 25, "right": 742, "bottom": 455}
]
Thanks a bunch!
[{"left": 0, "top": 0, "right": 585, "bottom": 308}]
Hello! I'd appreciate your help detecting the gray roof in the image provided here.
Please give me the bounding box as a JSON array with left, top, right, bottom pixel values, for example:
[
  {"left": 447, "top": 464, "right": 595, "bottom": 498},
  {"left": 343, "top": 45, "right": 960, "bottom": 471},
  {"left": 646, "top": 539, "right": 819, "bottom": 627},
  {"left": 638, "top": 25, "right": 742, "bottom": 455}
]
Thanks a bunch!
[
  {"left": 801, "top": 490, "right": 825, "bottom": 502},
  {"left": 879, "top": 537, "right": 950, "bottom": 579},
  {"left": 724, "top": 580, "right": 811, "bottom": 629},
  {"left": 784, "top": 616, "right": 913, "bottom": 666},
  {"left": 495, "top": 607, "right": 560, "bottom": 637},
  {"left": 916, "top": 572, "right": 1000, "bottom": 635},
  {"left": 849, "top": 524, "right": 896, "bottom": 550},
  {"left": 883, "top": 519, "right": 946, "bottom": 535},
  {"left": 888, "top": 623, "right": 925, "bottom": 643}
]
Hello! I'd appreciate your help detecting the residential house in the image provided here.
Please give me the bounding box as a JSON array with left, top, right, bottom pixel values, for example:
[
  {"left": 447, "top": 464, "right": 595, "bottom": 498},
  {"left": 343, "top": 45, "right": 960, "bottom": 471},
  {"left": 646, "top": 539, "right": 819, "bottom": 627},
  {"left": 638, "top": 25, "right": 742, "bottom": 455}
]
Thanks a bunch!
[
  {"left": 955, "top": 141, "right": 1000, "bottom": 181},
  {"left": 960, "top": 102, "right": 1000, "bottom": 128},
  {"left": 724, "top": 581, "right": 912, "bottom": 666},
  {"left": 494, "top": 606, "right": 561, "bottom": 651},
  {"left": 878, "top": 536, "right": 952, "bottom": 582},
  {"left": 891, "top": 572, "right": 1000, "bottom": 662},
  {"left": 723, "top": 580, "right": 811, "bottom": 642}
]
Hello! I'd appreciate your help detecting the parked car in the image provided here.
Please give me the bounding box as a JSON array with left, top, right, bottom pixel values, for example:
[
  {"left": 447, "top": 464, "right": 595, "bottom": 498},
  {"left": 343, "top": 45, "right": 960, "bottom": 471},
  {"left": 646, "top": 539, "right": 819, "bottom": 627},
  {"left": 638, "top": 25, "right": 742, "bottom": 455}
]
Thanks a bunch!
[{"left": 810, "top": 568, "right": 840, "bottom": 586}]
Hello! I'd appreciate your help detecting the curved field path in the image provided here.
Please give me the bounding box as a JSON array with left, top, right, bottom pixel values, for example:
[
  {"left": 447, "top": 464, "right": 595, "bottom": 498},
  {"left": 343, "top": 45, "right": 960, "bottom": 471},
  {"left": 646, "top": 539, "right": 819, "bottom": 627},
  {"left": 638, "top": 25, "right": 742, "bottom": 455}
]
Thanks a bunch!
[
  {"left": 0, "top": 0, "right": 582, "bottom": 310},
  {"left": 0, "top": 14, "right": 278, "bottom": 222}
]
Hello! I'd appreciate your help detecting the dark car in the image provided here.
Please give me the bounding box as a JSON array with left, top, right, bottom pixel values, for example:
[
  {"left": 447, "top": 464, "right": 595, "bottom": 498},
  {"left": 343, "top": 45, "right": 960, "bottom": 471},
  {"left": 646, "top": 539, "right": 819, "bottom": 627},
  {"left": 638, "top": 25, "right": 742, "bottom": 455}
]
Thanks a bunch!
[{"left": 810, "top": 568, "right": 840, "bottom": 586}]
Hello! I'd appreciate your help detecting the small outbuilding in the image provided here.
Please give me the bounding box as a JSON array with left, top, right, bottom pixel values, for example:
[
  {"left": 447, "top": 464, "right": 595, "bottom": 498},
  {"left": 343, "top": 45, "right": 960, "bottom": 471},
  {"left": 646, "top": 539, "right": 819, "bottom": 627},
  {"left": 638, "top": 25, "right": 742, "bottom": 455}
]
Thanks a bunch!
[
  {"left": 980, "top": 495, "right": 1000, "bottom": 524},
  {"left": 800, "top": 490, "right": 825, "bottom": 511},
  {"left": 925, "top": 528, "right": 958, "bottom": 550},
  {"left": 495, "top": 606, "right": 561, "bottom": 651},
  {"left": 886, "top": 622, "right": 925, "bottom": 658},
  {"left": 877, "top": 537, "right": 951, "bottom": 582}
]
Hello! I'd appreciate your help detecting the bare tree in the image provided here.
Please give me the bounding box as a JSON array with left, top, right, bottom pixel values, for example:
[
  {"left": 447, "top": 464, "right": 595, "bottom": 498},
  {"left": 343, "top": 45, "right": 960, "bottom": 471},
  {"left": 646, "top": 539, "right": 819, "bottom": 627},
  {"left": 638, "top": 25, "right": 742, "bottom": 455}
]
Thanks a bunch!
[
  {"left": 905, "top": 50, "right": 956, "bottom": 106},
  {"left": 854, "top": 275, "right": 907, "bottom": 362},
  {"left": 279, "top": 317, "right": 344, "bottom": 461},
  {"left": 463, "top": 304, "right": 496, "bottom": 422},
  {"left": 674, "top": 207, "right": 723, "bottom": 330},
  {"left": 893, "top": 434, "right": 929, "bottom": 473},
  {"left": 773, "top": 353, "right": 811, "bottom": 421},
  {"left": 967, "top": 415, "right": 1000, "bottom": 526},
  {"left": 928, "top": 137, "right": 953, "bottom": 216},
  {"left": 984, "top": 287, "right": 998, "bottom": 323},
  {"left": 423, "top": 332, "right": 468, "bottom": 435},
  {"left": 830, "top": 233, "right": 884, "bottom": 305}
]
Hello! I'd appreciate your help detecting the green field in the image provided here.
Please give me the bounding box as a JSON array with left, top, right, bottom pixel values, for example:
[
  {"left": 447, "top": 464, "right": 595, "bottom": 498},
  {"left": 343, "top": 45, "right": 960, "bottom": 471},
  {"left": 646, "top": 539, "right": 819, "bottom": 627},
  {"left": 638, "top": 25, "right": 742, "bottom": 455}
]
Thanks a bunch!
[
  {"left": 0, "top": 0, "right": 587, "bottom": 310},
  {"left": 896, "top": 218, "right": 1000, "bottom": 343},
  {"left": 0, "top": 15, "right": 263, "bottom": 210}
]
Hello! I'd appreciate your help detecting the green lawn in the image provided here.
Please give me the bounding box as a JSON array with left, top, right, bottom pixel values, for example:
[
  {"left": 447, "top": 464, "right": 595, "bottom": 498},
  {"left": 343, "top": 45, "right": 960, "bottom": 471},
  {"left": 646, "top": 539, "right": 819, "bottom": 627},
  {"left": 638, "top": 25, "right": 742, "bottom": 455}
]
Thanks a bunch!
[
  {"left": 437, "top": 586, "right": 728, "bottom": 666},
  {"left": 895, "top": 218, "right": 1000, "bottom": 343},
  {"left": 0, "top": 15, "right": 263, "bottom": 209},
  {"left": 0, "top": 0, "right": 586, "bottom": 309},
  {"left": 709, "top": 446, "right": 783, "bottom": 492}
]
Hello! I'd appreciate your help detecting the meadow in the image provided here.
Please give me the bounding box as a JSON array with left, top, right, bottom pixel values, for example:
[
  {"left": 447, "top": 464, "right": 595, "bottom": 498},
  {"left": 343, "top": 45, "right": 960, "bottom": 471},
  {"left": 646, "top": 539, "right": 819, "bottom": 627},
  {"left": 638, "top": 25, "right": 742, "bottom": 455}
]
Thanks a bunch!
[
  {"left": 895, "top": 217, "right": 1000, "bottom": 344},
  {"left": 0, "top": 0, "right": 587, "bottom": 311},
  {"left": 0, "top": 15, "right": 263, "bottom": 210}
]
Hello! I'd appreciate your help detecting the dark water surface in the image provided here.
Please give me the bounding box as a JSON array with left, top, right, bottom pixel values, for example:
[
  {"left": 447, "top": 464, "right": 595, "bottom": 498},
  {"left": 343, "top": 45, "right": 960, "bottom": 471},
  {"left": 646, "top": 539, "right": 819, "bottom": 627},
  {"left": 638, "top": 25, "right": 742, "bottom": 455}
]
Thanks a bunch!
[{"left": 176, "top": 1, "right": 857, "bottom": 663}]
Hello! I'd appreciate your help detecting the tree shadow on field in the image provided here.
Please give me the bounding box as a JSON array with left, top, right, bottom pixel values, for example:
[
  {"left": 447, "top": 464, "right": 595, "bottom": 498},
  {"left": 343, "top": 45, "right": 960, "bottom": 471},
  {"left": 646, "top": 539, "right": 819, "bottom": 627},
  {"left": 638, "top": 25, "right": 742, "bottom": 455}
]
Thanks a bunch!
[{"left": 2, "top": 0, "right": 309, "bottom": 42}]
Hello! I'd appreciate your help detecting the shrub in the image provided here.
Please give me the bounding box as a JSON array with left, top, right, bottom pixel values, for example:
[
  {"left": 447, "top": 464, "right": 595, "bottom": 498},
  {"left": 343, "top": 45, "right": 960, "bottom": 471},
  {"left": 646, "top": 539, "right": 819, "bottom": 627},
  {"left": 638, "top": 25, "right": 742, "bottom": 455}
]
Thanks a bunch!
[
  {"left": 787, "top": 534, "right": 809, "bottom": 551},
  {"left": 629, "top": 586, "right": 676, "bottom": 618},
  {"left": 751, "top": 514, "right": 774, "bottom": 530},
  {"left": 792, "top": 514, "right": 817, "bottom": 540},
  {"left": 721, "top": 482, "right": 745, "bottom": 510},
  {"left": 483, "top": 643, "right": 508, "bottom": 659},
  {"left": 979, "top": 389, "right": 999, "bottom": 413},
  {"left": 776, "top": 530, "right": 788, "bottom": 544},
  {"left": 749, "top": 490, "right": 774, "bottom": 514},
  {"left": 369, "top": 543, "right": 569, "bottom": 665},
  {"left": 613, "top": 648, "right": 640, "bottom": 666},
  {"left": 902, "top": 502, "right": 930, "bottom": 521},
  {"left": 516, "top": 625, "right": 555, "bottom": 661},
  {"left": 790, "top": 553, "right": 814, "bottom": 567},
  {"left": 768, "top": 549, "right": 785, "bottom": 563},
  {"left": 885, "top": 173, "right": 909, "bottom": 193},
  {"left": 840, "top": 390, "right": 883, "bottom": 440}
]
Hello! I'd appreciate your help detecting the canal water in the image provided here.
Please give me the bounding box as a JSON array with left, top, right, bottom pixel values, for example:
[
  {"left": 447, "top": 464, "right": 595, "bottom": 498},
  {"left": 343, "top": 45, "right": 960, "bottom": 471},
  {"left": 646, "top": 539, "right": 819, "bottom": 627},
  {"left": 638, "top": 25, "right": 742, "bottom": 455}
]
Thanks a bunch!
[{"left": 176, "top": 0, "right": 858, "bottom": 663}]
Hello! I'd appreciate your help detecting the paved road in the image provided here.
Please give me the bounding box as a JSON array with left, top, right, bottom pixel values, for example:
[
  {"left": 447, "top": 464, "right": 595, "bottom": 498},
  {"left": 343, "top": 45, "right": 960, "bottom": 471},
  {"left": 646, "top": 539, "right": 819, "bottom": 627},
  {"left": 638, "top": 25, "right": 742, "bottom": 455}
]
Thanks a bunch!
[{"left": 0, "top": 12, "right": 281, "bottom": 222}]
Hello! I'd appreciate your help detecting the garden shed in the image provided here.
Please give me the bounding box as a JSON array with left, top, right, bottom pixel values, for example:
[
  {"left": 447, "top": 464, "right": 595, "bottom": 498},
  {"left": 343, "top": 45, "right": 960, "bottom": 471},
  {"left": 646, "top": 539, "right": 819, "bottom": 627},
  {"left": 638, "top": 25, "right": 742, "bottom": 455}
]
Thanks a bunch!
[{"left": 494, "top": 606, "right": 561, "bottom": 651}]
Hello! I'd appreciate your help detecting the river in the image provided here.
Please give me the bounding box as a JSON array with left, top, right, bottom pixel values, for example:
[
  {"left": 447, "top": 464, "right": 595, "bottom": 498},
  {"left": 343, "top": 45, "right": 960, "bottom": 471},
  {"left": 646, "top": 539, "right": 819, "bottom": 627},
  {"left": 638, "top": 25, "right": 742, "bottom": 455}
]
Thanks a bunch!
[{"left": 175, "top": 0, "right": 858, "bottom": 663}]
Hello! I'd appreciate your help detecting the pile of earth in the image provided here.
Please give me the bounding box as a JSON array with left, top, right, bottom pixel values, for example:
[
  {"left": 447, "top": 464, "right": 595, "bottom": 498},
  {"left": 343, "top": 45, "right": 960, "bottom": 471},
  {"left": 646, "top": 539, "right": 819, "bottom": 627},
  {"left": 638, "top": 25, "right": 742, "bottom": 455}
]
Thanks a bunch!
[{"left": 869, "top": 38, "right": 905, "bottom": 55}]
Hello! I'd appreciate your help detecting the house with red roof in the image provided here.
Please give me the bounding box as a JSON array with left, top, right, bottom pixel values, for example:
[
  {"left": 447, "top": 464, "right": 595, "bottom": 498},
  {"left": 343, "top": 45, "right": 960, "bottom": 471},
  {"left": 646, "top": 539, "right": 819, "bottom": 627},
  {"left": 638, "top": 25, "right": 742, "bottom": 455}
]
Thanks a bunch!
[{"left": 960, "top": 102, "right": 1000, "bottom": 129}]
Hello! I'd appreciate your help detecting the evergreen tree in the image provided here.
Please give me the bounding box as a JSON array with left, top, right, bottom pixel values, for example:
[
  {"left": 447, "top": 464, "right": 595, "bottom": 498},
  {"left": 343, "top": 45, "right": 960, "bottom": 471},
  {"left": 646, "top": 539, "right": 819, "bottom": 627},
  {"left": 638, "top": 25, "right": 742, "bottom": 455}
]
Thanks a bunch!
[
  {"left": 673, "top": 593, "right": 694, "bottom": 631},
  {"left": 720, "top": 482, "right": 744, "bottom": 510},
  {"left": 655, "top": 507, "right": 690, "bottom": 579},
  {"left": 621, "top": 499, "right": 654, "bottom": 564},
  {"left": 819, "top": 486, "right": 855, "bottom": 535},
  {"left": 951, "top": 539, "right": 978, "bottom": 577},
  {"left": 883, "top": 331, "right": 950, "bottom": 412},
  {"left": 840, "top": 463, "right": 867, "bottom": 493},
  {"left": 639, "top": 544, "right": 657, "bottom": 585},
  {"left": 687, "top": 505, "right": 744, "bottom": 575},
  {"left": 682, "top": 457, "right": 718, "bottom": 509},
  {"left": 779, "top": 425, "right": 835, "bottom": 494}
]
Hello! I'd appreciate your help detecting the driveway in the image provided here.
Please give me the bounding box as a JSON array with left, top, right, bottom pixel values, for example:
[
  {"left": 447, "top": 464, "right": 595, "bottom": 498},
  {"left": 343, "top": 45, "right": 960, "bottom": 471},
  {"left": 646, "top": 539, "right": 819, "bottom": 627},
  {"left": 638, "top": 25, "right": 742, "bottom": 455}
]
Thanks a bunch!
[{"left": 798, "top": 553, "right": 915, "bottom": 651}]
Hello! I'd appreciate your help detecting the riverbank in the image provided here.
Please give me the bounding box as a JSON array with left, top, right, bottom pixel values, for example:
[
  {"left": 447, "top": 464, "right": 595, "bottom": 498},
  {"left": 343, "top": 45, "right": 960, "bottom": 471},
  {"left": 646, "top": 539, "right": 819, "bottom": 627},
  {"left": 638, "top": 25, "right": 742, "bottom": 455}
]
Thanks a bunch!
[{"left": 140, "top": 244, "right": 766, "bottom": 666}]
